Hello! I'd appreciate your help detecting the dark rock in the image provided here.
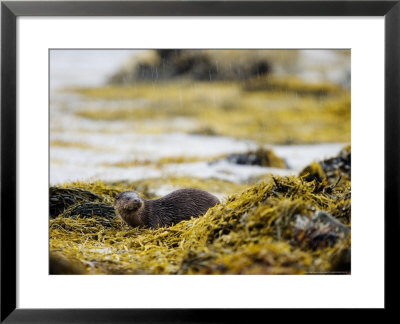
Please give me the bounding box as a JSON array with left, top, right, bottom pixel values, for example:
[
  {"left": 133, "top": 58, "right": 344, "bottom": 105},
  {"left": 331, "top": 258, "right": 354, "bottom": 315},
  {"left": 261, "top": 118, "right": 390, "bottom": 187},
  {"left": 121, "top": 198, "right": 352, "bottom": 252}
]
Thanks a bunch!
[
  {"left": 300, "top": 145, "right": 351, "bottom": 184},
  {"left": 62, "top": 203, "right": 116, "bottom": 228},
  {"left": 108, "top": 50, "right": 287, "bottom": 84},
  {"left": 330, "top": 248, "right": 351, "bottom": 274},
  {"left": 49, "top": 187, "right": 103, "bottom": 218},
  {"left": 49, "top": 252, "right": 87, "bottom": 274},
  {"left": 224, "top": 148, "right": 287, "bottom": 168}
]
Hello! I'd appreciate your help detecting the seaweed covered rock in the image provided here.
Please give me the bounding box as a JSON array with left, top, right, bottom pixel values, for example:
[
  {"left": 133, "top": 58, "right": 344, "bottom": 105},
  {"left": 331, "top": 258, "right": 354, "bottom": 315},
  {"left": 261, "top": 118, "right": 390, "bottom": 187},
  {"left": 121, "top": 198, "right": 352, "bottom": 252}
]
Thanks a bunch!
[
  {"left": 49, "top": 182, "right": 126, "bottom": 227},
  {"left": 321, "top": 145, "right": 351, "bottom": 182},
  {"left": 108, "top": 50, "right": 300, "bottom": 84},
  {"left": 72, "top": 77, "right": 350, "bottom": 145},
  {"left": 292, "top": 211, "right": 349, "bottom": 251},
  {"left": 178, "top": 175, "right": 351, "bottom": 274},
  {"left": 63, "top": 203, "right": 115, "bottom": 219},
  {"left": 49, "top": 187, "right": 104, "bottom": 218},
  {"left": 243, "top": 75, "right": 342, "bottom": 97},
  {"left": 62, "top": 203, "right": 116, "bottom": 227},
  {"left": 50, "top": 172, "right": 351, "bottom": 275},
  {"left": 300, "top": 162, "right": 326, "bottom": 183},
  {"left": 300, "top": 145, "right": 351, "bottom": 184},
  {"left": 49, "top": 251, "right": 88, "bottom": 274},
  {"left": 180, "top": 238, "right": 313, "bottom": 275},
  {"left": 223, "top": 147, "right": 287, "bottom": 168}
]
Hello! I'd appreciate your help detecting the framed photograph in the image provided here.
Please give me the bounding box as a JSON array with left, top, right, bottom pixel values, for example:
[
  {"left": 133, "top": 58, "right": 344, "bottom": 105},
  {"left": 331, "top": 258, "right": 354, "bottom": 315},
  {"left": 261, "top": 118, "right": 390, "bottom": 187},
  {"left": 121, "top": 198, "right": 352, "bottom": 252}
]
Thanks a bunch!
[{"left": 1, "top": 0, "right": 398, "bottom": 321}]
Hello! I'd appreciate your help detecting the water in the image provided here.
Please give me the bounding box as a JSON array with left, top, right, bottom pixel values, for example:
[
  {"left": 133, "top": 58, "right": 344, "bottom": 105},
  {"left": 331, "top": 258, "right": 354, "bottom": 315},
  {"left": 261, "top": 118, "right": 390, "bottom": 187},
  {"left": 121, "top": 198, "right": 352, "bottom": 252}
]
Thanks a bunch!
[
  {"left": 50, "top": 50, "right": 348, "bottom": 186},
  {"left": 50, "top": 49, "right": 137, "bottom": 90}
]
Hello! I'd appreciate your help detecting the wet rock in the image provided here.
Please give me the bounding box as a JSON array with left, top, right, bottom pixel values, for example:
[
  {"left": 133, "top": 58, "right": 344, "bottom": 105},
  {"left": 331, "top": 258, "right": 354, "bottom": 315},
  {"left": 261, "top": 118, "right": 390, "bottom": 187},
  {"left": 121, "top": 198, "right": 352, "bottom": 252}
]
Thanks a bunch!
[
  {"left": 189, "top": 126, "right": 218, "bottom": 136},
  {"left": 108, "top": 50, "right": 300, "bottom": 84},
  {"left": 321, "top": 145, "right": 351, "bottom": 182},
  {"left": 62, "top": 203, "right": 116, "bottom": 227},
  {"left": 223, "top": 148, "right": 287, "bottom": 168},
  {"left": 300, "top": 145, "right": 351, "bottom": 184},
  {"left": 49, "top": 251, "right": 87, "bottom": 274},
  {"left": 292, "top": 211, "right": 350, "bottom": 250},
  {"left": 49, "top": 187, "right": 103, "bottom": 218},
  {"left": 330, "top": 248, "right": 351, "bottom": 274}
]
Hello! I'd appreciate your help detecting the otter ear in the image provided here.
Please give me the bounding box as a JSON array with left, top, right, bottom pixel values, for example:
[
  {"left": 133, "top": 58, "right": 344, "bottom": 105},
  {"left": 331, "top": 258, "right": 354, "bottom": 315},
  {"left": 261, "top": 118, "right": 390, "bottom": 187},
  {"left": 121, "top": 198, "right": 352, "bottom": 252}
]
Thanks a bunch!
[{"left": 115, "top": 193, "right": 121, "bottom": 200}]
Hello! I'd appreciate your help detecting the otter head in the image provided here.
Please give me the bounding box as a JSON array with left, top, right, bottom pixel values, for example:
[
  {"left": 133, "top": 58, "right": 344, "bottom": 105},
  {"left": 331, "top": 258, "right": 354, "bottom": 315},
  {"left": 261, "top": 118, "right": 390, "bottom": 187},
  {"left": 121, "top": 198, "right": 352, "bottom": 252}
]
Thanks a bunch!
[{"left": 114, "top": 191, "right": 144, "bottom": 226}]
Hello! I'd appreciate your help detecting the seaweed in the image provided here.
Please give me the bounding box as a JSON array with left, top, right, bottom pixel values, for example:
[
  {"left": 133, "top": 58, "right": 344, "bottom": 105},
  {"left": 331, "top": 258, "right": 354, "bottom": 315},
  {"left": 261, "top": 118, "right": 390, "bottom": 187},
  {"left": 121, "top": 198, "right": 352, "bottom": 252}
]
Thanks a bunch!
[
  {"left": 243, "top": 75, "right": 343, "bottom": 97},
  {"left": 62, "top": 203, "right": 116, "bottom": 227},
  {"left": 49, "top": 187, "right": 104, "bottom": 218},
  {"left": 49, "top": 154, "right": 351, "bottom": 275},
  {"left": 300, "top": 145, "right": 351, "bottom": 185},
  {"left": 71, "top": 79, "right": 350, "bottom": 145}
]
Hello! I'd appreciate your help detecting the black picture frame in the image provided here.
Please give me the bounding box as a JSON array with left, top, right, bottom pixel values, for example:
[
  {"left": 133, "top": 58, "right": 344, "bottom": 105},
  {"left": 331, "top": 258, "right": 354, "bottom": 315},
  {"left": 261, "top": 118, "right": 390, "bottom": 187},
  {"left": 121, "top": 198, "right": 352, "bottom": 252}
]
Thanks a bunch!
[{"left": 1, "top": 0, "right": 399, "bottom": 322}]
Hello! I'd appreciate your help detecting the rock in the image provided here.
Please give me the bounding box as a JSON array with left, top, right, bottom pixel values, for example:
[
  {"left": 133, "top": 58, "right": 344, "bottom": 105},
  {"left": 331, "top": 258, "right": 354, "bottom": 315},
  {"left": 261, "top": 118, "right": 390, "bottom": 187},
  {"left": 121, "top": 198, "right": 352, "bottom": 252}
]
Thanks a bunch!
[
  {"left": 49, "top": 187, "right": 103, "bottom": 218},
  {"left": 300, "top": 145, "right": 351, "bottom": 184},
  {"left": 108, "top": 50, "right": 300, "bottom": 84},
  {"left": 62, "top": 203, "right": 116, "bottom": 227},
  {"left": 49, "top": 252, "right": 87, "bottom": 274},
  {"left": 224, "top": 148, "right": 287, "bottom": 168},
  {"left": 292, "top": 211, "right": 350, "bottom": 250}
]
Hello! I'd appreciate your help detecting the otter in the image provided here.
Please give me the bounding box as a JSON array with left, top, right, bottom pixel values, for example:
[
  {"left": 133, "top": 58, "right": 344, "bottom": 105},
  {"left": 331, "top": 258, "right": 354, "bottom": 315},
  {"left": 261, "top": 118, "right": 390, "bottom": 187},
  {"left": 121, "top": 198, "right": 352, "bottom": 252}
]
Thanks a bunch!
[{"left": 114, "top": 188, "right": 220, "bottom": 228}]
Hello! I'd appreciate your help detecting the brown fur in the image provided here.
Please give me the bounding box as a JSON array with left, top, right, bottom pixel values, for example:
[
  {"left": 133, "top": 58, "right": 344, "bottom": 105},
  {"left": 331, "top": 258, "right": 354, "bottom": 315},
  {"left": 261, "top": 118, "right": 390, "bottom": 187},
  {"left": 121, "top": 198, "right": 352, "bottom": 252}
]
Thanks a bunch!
[{"left": 114, "top": 188, "right": 220, "bottom": 228}]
